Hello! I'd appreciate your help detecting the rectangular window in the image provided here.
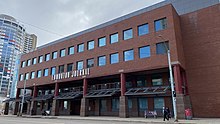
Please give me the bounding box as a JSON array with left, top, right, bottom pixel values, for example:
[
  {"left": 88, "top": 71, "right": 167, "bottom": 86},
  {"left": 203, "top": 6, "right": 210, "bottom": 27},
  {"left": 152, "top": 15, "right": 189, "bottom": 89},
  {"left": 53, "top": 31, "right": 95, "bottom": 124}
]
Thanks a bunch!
[
  {"left": 77, "top": 61, "right": 83, "bottom": 70},
  {"left": 110, "top": 33, "right": 118, "bottom": 44},
  {"left": 19, "top": 74, "right": 23, "bottom": 81},
  {"left": 123, "top": 28, "right": 133, "bottom": 40},
  {"left": 124, "top": 49, "right": 134, "bottom": 61},
  {"left": 139, "top": 98, "right": 148, "bottom": 110},
  {"left": 128, "top": 98, "right": 132, "bottom": 109},
  {"left": 100, "top": 99, "right": 107, "bottom": 111},
  {"left": 139, "top": 46, "right": 150, "bottom": 58},
  {"left": 60, "top": 49, "right": 66, "bottom": 57},
  {"left": 137, "top": 76, "right": 147, "bottom": 87},
  {"left": 110, "top": 53, "right": 119, "bottom": 64},
  {"left": 37, "top": 70, "right": 42, "bottom": 78},
  {"left": 38, "top": 55, "right": 43, "bottom": 63},
  {"left": 43, "top": 68, "right": 49, "bottom": 77},
  {"left": 27, "top": 59, "right": 31, "bottom": 66},
  {"left": 32, "top": 57, "right": 37, "bottom": 65},
  {"left": 138, "top": 23, "right": 149, "bottom": 36},
  {"left": 52, "top": 51, "right": 57, "bottom": 59},
  {"left": 21, "top": 61, "right": 25, "bottom": 68},
  {"left": 58, "top": 65, "right": 64, "bottom": 73},
  {"left": 30, "top": 71, "right": 35, "bottom": 79},
  {"left": 112, "top": 98, "right": 119, "bottom": 111},
  {"left": 87, "top": 58, "right": 94, "bottom": 68},
  {"left": 87, "top": 40, "right": 94, "bottom": 50},
  {"left": 154, "top": 18, "right": 167, "bottom": 31},
  {"left": 152, "top": 74, "right": 163, "bottom": 86},
  {"left": 156, "top": 42, "right": 169, "bottom": 54},
  {"left": 68, "top": 46, "right": 74, "bottom": 55},
  {"left": 77, "top": 43, "right": 84, "bottom": 53},
  {"left": 154, "top": 98, "right": 165, "bottom": 109},
  {"left": 51, "top": 67, "right": 56, "bottom": 75},
  {"left": 98, "top": 37, "right": 106, "bottom": 47},
  {"left": 45, "top": 53, "right": 50, "bottom": 61},
  {"left": 98, "top": 56, "right": 106, "bottom": 66},
  {"left": 25, "top": 73, "right": 29, "bottom": 80},
  {"left": 67, "top": 63, "right": 73, "bottom": 72}
]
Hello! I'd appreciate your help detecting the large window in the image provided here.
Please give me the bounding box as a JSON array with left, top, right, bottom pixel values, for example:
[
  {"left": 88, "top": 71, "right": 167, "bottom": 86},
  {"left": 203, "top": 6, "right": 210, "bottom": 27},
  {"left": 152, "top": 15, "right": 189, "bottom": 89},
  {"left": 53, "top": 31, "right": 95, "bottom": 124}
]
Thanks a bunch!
[
  {"left": 68, "top": 46, "right": 74, "bottom": 55},
  {"left": 152, "top": 74, "right": 163, "bottom": 86},
  {"left": 25, "top": 73, "right": 29, "bottom": 80},
  {"left": 60, "top": 49, "right": 66, "bottom": 57},
  {"left": 100, "top": 99, "right": 107, "bottom": 111},
  {"left": 52, "top": 51, "right": 57, "bottom": 59},
  {"left": 19, "top": 74, "right": 24, "bottom": 81},
  {"left": 124, "top": 49, "right": 134, "bottom": 61},
  {"left": 77, "top": 43, "right": 84, "bottom": 53},
  {"left": 123, "top": 28, "right": 133, "bottom": 40},
  {"left": 138, "top": 23, "right": 149, "bottom": 36},
  {"left": 37, "top": 70, "right": 42, "bottom": 78},
  {"left": 128, "top": 99, "right": 132, "bottom": 109},
  {"left": 58, "top": 65, "right": 64, "bottom": 73},
  {"left": 110, "top": 53, "right": 119, "bottom": 64},
  {"left": 27, "top": 59, "right": 31, "bottom": 66},
  {"left": 32, "top": 57, "right": 37, "bottom": 65},
  {"left": 67, "top": 63, "right": 73, "bottom": 72},
  {"left": 45, "top": 53, "right": 50, "bottom": 61},
  {"left": 138, "top": 98, "right": 148, "bottom": 110},
  {"left": 21, "top": 61, "right": 25, "bottom": 68},
  {"left": 98, "top": 56, "right": 106, "bottom": 66},
  {"left": 98, "top": 37, "right": 106, "bottom": 47},
  {"left": 110, "top": 33, "right": 118, "bottom": 44},
  {"left": 30, "top": 71, "right": 35, "bottom": 79},
  {"left": 154, "top": 98, "right": 165, "bottom": 109},
  {"left": 139, "top": 46, "right": 150, "bottom": 58},
  {"left": 43, "top": 68, "right": 49, "bottom": 77},
  {"left": 154, "top": 18, "right": 167, "bottom": 31},
  {"left": 87, "top": 40, "right": 94, "bottom": 50},
  {"left": 51, "top": 67, "right": 56, "bottom": 75},
  {"left": 156, "top": 42, "right": 169, "bottom": 54},
  {"left": 112, "top": 98, "right": 119, "bottom": 111},
  {"left": 87, "top": 58, "right": 94, "bottom": 68},
  {"left": 77, "top": 61, "right": 83, "bottom": 70},
  {"left": 39, "top": 55, "right": 43, "bottom": 63},
  {"left": 136, "top": 76, "right": 147, "bottom": 87}
]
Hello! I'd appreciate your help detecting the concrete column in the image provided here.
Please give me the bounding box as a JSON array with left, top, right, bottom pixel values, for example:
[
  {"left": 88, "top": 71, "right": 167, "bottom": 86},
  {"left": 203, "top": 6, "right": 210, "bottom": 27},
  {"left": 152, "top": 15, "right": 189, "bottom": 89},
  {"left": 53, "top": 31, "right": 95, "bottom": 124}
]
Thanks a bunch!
[
  {"left": 80, "top": 97, "right": 89, "bottom": 116},
  {"left": 30, "top": 86, "right": 38, "bottom": 115},
  {"left": 51, "top": 83, "right": 59, "bottom": 116},
  {"left": 119, "top": 73, "right": 128, "bottom": 118},
  {"left": 26, "top": 102, "right": 31, "bottom": 115},
  {"left": 13, "top": 102, "right": 19, "bottom": 115}
]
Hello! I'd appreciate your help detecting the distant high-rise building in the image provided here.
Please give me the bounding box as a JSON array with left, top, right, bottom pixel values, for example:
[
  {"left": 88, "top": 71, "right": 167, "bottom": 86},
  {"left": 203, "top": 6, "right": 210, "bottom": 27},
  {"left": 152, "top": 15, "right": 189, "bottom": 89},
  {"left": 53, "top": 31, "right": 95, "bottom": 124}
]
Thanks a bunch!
[{"left": 23, "top": 33, "right": 37, "bottom": 53}]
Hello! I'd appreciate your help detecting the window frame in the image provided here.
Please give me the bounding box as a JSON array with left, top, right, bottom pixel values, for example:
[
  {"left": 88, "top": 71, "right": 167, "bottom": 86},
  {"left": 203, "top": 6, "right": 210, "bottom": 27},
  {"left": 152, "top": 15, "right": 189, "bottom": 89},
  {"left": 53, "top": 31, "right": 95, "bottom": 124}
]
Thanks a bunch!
[{"left": 123, "top": 28, "right": 133, "bottom": 40}]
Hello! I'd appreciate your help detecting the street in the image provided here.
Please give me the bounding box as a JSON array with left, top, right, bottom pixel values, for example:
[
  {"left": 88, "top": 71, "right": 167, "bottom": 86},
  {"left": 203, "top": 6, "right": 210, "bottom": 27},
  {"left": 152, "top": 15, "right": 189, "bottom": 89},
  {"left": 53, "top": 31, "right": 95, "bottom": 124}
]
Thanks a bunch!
[{"left": 0, "top": 116, "right": 147, "bottom": 124}]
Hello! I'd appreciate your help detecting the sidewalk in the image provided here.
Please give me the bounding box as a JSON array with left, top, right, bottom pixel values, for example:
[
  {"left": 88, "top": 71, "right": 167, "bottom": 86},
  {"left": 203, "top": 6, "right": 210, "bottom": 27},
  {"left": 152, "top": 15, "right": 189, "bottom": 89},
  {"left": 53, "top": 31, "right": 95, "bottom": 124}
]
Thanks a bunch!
[{"left": 2, "top": 114, "right": 220, "bottom": 124}]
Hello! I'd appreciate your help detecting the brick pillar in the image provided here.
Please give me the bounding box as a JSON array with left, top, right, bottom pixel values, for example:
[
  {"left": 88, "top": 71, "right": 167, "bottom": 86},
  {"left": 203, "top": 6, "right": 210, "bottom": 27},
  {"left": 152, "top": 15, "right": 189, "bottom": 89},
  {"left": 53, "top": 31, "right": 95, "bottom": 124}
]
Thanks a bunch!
[
  {"left": 173, "top": 64, "right": 185, "bottom": 119},
  {"left": 51, "top": 83, "right": 59, "bottom": 116},
  {"left": 119, "top": 73, "right": 128, "bottom": 118},
  {"left": 80, "top": 78, "right": 89, "bottom": 117},
  {"left": 4, "top": 102, "right": 9, "bottom": 115},
  {"left": 13, "top": 89, "right": 21, "bottom": 115},
  {"left": 26, "top": 102, "right": 31, "bottom": 115},
  {"left": 30, "top": 86, "right": 38, "bottom": 115}
]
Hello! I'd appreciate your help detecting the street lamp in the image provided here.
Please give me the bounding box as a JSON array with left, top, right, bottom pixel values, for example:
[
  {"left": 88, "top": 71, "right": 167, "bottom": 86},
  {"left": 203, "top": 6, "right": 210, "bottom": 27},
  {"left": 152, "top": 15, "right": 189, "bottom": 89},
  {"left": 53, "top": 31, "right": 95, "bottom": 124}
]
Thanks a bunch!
[
  {"left": 20, "top": 79, "right": 26, "bottom": 116},
  {"left": 159, "top": 35, "right": 178, "bottom": 122}
]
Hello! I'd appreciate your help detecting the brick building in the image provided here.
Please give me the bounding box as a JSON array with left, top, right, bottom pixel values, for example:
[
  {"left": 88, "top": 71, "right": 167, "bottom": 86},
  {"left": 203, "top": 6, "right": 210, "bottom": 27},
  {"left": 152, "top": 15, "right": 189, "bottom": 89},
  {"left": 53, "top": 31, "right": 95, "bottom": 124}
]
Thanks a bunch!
[{"left": 8, "top": 0, "right": 220, "bottom": 118}]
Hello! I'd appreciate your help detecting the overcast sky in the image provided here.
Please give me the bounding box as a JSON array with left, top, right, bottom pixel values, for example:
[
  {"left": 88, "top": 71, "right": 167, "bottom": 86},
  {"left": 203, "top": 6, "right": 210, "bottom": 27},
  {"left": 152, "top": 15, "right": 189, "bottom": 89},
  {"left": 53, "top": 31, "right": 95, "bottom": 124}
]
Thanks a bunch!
[{"left": 0, "top": 0, "right": 163, "bottom": 47}]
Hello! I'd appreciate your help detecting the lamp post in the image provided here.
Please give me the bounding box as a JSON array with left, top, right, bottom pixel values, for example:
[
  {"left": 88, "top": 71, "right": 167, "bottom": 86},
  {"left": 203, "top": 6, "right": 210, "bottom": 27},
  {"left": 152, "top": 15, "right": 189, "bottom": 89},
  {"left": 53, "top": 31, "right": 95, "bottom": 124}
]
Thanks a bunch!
[
  {"left": 159, "top": 35, "right": 178, "bottom": 121},
  {"left": 20, "top": 79, "right": 26, "bottom": 116}
]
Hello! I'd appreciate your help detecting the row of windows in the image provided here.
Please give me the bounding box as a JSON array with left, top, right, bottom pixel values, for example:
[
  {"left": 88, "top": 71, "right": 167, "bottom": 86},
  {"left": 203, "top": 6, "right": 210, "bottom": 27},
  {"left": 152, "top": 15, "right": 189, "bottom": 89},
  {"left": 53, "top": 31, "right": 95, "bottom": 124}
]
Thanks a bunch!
[
  {"left": 21, "top": 18, "right": 167, "bottom": 68},
  {"left": 19, "top": 42, "right": 169, "bottom": 81}
]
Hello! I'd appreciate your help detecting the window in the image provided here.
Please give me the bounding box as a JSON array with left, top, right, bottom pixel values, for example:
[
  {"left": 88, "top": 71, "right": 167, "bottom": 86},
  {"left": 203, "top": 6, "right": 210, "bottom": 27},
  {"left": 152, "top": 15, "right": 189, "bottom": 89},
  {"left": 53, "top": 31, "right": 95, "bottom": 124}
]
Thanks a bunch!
[
  {"left": 52, "top": 51, "right": 57, "bottom": 59},
  {"left": 156, "top": 42, "right": 169, "bottom": 54},
  {"left": 68, "top": 46, "right": 74, "bottom": 55},
  {"left": 139, "top": 98, "right": 148, "bottom": 110},
  {"left": 137, "top": 76, "right": 147, "bottom": 87},
  {"left": 126, "top": 81, "right": 132, "bottom": 88},
  {"left": 60, "top": 49, "right": 66, "bottom": 57},
  {"left": 100, "top": 99, "right": 107, "bottom": 111},
  {"left": 67, "top": 63, "right": 73, "bottom": 72},
  {"left": 43, "top": 68, "right": 49, "bottom": 77},
  {"left": 25, "top": 73, "right": 29, "bottom": 80},
  {"left": 64, "top": 101, "right": 68, "bottom": 109},
  {"left": 152, "top": 74, "right": 163, "bottom": 86},
  {"left": 32, "top": 57, "right": 37, "bottom": 65},
  {"left": 21, "top": 61, "right": 25, "bottom": 68},
  {"left": 51, "top": 67, "right": 56, "bottom": 75},
  {"left": 124, "top": 49, "right": 134, "bottom": 61},
  {"left": 27, "top": 59, "right": 31, "bottom": 66},
  {"left": 110, "top": 53, "right": 119, "bottom": 64},
  {"left": 110, "top": 33, "right": 118, "bottom": 44},
  {"left": 154, "top": 18, "right": 167, "bottom": 31},
  {"left": 87, "top": 58, "right": 94, "bottom": 68},
  {"left": 98, "top": 56, "right": 106, "bottom": 66},
  {"left": 138, "top": 23, "right": 149, "bottom": 36},
  {"left": 77, "top": 61, "right": 83, "bottom": 70},
  {"left": 58, "top": 65, "right": 64, "bottom": 73},
  {"left": 37, "top": 70, "right": 42, "bottom": 78},
  {"left": 123, "top": 28, "right": 133, "bottom": 40},
  {"left": 112, "top": 98, "right": 119, "bottom": 111},
  {"left": 39, "top": 55, "right": 43, "bottom": 63},
  {"left": 30, "top": 71, "right": 35, "bottom": 79},
  {"left": 45, "top": 53, "right": 50, "bottom": 61},
  {"left": 139, "top": 46, "right": 150, "bottom": 58},
  {"left": 19, "top": 74, "right": 23, "bottom": 81},
  {"left": 98, "top": 37, "right": 106, "bottom": 47},
  {"left": 76, "top": 43, "right": 84, "bottom": 53},
  {"left": 128, "top": 99, "right": 132, "bottom": 109},
  {"left": 154, "top": 98, "right": 164, "bottom": 109},
  {"left": 87, "top": 40, "right": 94, "bottom": 50}
]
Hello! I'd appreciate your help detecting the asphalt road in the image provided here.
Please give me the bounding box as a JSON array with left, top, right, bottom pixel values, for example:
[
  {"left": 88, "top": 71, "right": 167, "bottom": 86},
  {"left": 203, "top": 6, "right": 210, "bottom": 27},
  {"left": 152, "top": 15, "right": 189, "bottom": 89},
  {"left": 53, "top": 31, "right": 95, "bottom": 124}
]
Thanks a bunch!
[{"left": 0, "top": 116, "right": 147, "bottom": 124}]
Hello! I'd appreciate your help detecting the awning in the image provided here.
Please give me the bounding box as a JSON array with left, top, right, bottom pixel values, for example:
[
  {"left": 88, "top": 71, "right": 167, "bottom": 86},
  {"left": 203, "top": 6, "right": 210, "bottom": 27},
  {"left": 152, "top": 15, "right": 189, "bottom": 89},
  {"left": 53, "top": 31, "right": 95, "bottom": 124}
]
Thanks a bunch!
[
  {"left": 3, "top": 98, "right": 15, "bottom": 102},
  {"left": 86, "top": 88, "right": 120, "bottom": 98},
  {"left": 125, "top": 86, "right": 170, "bottom": 96},
  {"left": 15, "top": 95, "right": 32, "bottom": 102},
  {"left": 33, "top": 94, "right": 54, "bottom": 101},
  {"left": 55, "top": 92, "right": 83, "bottom": 100}
]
